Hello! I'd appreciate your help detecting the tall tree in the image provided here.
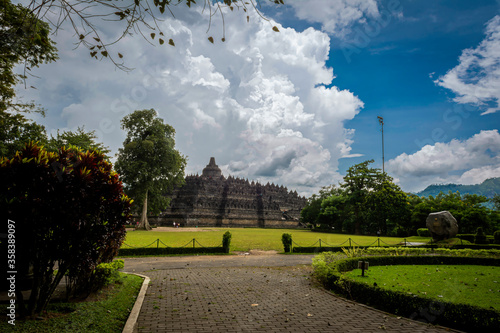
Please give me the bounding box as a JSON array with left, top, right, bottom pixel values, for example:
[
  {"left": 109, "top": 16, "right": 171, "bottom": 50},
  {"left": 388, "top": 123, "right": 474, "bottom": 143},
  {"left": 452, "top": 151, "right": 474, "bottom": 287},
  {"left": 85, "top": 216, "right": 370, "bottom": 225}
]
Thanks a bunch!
[
  {"left": 115, "top": 109, "right": 186, "bottom": 230},
  {"left": 341, "top": 160, "right": 383, "bottom": 235},
  {"left": 319, "top": 191, "right": 349, "bottom": 232},
  {"left": 0, "top": 0, "right": 58, "bottom": 110},
  {"left": 364, "top": 179, "right": 411, "bottom": 235}
]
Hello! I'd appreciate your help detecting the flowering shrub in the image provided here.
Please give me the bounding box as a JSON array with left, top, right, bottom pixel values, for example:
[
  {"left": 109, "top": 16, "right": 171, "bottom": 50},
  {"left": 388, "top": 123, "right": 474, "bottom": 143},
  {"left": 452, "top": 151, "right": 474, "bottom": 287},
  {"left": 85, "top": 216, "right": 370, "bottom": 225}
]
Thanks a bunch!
[{"left": 0, "top": 142, "right": 132, "bottom": 316}]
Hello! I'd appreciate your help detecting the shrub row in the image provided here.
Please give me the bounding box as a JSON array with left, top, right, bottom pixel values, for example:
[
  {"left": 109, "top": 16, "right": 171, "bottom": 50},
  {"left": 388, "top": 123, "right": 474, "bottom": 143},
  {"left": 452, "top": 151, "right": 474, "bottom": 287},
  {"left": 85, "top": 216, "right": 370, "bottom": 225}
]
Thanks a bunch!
[
  {"left": 118, "top": 232, "right": 231, "bottom": 256},
  {"left": 293, "top": 246, "right": 370, "bottom": 253},
  {"left": 362, "top": 247, "right": 500, "bottom": 257},
  {"left": 313, "top": 255, "right": 500, "bottom": 332},
  {"left": 293, "top": 243, "right": 500, "bottom": 253},
  {"left": 457, "top": 233, "right": 498, "bottom": 244},
  {"left": 118, "top": 247, "right": 226, "bottom": 256}
]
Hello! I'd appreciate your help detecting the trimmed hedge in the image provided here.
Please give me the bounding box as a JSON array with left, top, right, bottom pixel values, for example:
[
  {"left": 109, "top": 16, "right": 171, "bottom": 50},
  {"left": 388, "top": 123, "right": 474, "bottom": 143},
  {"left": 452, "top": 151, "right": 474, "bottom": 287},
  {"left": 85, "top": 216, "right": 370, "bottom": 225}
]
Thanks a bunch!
[
  {"left": 294, "top": 243, "right": 500, "bottom": 253},
  {"left": 457, "top": 234, "right": 475, "bottom": 243},
  {"left": 293, "top": 246, "right": 371, "bottom": 253},
  {"left": 475, "top": 227, "right": 488, "bottom": 244},
  {"left": 314, "top": 255, "right": 500, "bottom": 332},
  {"left": 281, "top": 233, "right": 292, "bottom": 253},
  {"left": 119, "top": 233, "right": 232, "bottom": 256},
  {"left": 118, "top": 247, "right": 226, "bottom": 256},
  {"left": 223, "top": 231, "right": 232, "bottom": 254},
  {"left": 451, "top": 244, "right": 500, "bottom": 249},
  {"left": 417, "top": 228, "right": 431, "bottom": 237}
]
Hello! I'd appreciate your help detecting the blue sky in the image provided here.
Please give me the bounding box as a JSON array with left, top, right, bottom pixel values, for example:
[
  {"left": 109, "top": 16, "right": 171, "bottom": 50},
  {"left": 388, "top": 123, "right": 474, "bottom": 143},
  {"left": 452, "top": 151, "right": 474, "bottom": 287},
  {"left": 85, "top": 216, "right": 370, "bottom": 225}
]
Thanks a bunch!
[{"left": 15, "top": 0, "right": 500, "bottom": 195}]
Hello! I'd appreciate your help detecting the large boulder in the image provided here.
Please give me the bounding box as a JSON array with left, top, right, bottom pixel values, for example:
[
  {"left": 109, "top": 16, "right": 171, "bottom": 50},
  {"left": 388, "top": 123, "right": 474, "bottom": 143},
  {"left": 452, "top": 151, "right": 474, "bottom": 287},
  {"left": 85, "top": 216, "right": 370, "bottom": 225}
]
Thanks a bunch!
[{"left": 426, "top": 211, "right": 458, "bottom": 241}]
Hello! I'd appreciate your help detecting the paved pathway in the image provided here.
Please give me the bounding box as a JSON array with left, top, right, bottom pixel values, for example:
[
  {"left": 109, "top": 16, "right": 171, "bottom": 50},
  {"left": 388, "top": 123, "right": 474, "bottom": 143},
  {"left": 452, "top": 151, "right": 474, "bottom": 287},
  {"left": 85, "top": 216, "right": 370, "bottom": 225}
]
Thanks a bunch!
[{"left": 124, "top": 254, "right": 462, "bottom": 333}]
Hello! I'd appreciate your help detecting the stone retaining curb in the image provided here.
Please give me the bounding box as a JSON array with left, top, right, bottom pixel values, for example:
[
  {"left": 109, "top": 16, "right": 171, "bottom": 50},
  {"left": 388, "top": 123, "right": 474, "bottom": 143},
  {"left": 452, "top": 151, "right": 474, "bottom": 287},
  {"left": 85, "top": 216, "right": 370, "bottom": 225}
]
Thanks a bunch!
[{"left": 122, "top": 273, "right": 150, "bottom": 333}]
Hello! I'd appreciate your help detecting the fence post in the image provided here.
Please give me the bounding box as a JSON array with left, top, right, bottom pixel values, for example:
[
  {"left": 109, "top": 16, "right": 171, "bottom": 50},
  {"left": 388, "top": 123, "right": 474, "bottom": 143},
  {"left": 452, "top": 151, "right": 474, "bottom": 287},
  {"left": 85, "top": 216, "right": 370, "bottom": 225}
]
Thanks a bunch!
[
  {"left": 157, "top": 239, "right": 159, "bottom": 249},
  {"left": 349, "top": 238, "right": 352, "bottom": 248},
  {"left": 404, "top": 238, "right": 407, "bottom": 247},
  {"left": 319, "top": 239, "right": 322, "bottom": 248},
  {"left": 377, "top": 238, "right": 380, "bottom": 247},
  {"left": 193, "top": 238, "right": 195, "bottom": 248}
]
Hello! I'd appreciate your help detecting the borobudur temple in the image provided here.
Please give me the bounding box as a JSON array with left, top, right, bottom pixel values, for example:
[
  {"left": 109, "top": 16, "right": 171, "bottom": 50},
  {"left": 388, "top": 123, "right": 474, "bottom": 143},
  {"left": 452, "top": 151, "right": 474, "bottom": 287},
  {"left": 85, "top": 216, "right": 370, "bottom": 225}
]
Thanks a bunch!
[{"left": 157, "top": 157, "right": 307, "bottom": 228}]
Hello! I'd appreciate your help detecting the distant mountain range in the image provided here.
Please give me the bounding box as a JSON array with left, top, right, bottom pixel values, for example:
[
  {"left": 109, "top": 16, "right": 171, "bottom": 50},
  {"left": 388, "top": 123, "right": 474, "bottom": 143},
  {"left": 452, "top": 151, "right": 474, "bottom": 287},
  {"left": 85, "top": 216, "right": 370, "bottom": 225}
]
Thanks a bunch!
[{"left": 416, "top": 177, "right": 500, "bottom": 198}]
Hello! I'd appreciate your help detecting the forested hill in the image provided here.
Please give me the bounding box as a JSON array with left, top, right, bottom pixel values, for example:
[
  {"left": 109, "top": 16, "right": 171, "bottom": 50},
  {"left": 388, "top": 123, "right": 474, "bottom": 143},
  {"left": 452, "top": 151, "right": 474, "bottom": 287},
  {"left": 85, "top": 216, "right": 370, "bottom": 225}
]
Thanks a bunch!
[{"left": 416, "top": 177, "right": 500, "bottom": 198}]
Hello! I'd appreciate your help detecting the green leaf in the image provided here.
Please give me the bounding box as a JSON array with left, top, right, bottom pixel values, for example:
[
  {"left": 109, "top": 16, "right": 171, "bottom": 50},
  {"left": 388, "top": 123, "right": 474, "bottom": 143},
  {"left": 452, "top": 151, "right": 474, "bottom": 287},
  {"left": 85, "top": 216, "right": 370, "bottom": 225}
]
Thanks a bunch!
[
  {"left": 159, "top": 38, "right": 164, "bottom": 45},
  {"left": 272, "top": 26, "right": 280, "bottom": 32},
  {"left": 208, "top": 36, "right": 214, "bottom": 44},
  {"left": 118, "top": 53, "right": 123, "bottom": 59},
  {"left": 150, "top": 33, "right": 155, "bottom": 39},
  {"left": 168, "top": 39, "right": 175, "bottom": 46}
]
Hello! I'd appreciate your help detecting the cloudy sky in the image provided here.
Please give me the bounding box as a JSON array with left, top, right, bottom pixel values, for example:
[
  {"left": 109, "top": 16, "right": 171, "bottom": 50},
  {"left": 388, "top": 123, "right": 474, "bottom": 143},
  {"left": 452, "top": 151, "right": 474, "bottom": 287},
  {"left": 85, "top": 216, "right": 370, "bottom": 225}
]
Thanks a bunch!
[{"left": 15, "top": 0, "right": 500, "bottom": 195}]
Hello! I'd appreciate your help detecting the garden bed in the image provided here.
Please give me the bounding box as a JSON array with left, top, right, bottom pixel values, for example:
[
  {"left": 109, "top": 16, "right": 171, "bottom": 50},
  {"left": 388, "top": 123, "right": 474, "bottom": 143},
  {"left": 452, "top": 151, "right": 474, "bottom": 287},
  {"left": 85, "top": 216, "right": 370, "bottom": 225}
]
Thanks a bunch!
[{"left": 312, "top": 254, "right": 500, "bottom": 332}]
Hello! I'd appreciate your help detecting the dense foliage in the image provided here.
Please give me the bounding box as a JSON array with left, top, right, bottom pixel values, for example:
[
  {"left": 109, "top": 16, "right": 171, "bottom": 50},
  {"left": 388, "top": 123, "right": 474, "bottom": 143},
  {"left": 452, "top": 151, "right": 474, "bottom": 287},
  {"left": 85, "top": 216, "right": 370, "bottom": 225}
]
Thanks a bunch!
[
  {"left": 115, "top": 109, "right": 186, "bottom": 230},
  {"left": 0, "top": 142, "right": 132, "bottom": 317},
  {"left": 0, "top": 108, "right": 48, "bottom": 157},
  {"left": 301, "top": 160, "right": 500, "bottom": 236},
  {"left": 0, "top": 109, "right": 110, "bottom": 159},
  {"left": 302, "top": 160, "right": 411, "bottom": 235}
]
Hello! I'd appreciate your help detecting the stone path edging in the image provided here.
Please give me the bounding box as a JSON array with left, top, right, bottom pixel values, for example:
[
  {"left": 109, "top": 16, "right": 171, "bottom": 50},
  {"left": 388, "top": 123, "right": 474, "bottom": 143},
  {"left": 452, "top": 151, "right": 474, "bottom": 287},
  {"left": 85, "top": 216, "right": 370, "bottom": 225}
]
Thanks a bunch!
[{"left": 122, "top": 273, "right": 150, "bottom": 333}]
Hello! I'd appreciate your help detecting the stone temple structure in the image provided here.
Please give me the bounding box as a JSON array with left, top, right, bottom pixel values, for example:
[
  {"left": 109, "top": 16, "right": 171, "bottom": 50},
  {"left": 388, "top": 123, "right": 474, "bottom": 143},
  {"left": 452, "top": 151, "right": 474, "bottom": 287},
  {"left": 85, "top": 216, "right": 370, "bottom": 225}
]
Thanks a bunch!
[{"left": 158, "top": 157, "right": 307, "bottom": 228}]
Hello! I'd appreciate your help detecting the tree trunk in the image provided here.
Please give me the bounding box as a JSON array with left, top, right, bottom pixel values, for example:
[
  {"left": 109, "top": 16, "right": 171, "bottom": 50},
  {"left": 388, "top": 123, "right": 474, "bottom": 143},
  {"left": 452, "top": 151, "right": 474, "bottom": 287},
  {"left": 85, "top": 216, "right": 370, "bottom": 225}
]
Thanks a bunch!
[
  {"left": 354, "top": 207, "right": 361, "bottom": 235},
  {"left": 136, "top": 189, "right": 152, "bottom": 230}
]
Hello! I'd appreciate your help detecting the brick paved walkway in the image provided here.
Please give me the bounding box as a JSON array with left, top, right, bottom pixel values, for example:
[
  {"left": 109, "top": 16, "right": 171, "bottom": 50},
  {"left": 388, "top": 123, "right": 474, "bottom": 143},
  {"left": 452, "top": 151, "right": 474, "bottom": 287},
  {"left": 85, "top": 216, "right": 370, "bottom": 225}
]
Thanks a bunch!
[{"left": 128, "top": 256, "right": 460, "bottom": 333}]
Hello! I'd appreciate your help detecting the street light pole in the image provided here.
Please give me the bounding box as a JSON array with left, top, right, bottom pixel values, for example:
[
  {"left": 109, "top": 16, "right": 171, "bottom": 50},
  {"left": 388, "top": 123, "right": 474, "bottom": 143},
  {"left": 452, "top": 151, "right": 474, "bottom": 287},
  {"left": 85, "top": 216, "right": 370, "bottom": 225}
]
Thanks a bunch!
[{"left": 377, "top": 116, "right": 384, "bottom": 174}]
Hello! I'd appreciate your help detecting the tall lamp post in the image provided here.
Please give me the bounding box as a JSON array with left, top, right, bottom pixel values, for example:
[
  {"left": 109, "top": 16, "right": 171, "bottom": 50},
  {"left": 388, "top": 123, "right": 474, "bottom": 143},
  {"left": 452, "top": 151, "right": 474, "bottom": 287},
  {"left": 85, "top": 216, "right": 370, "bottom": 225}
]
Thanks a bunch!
[{"left": 377, "top": 116, "right": 384, "bottom": 174}]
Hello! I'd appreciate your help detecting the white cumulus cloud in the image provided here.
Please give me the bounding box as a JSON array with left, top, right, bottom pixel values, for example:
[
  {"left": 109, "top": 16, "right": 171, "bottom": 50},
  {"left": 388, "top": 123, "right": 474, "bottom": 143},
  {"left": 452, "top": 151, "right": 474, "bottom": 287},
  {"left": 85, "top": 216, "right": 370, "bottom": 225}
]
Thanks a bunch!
[
  {"left": 435, "top": 15, "right": 500, "bottom": 115},
  {"left": 16, "top": 4, "right": 364, "bottom": 196},
  {"left": 288, "top": 0, "right": 380, "bottom": 36},
  {"left": 387, "top": 130, "right": 500, "bottom": 192}
]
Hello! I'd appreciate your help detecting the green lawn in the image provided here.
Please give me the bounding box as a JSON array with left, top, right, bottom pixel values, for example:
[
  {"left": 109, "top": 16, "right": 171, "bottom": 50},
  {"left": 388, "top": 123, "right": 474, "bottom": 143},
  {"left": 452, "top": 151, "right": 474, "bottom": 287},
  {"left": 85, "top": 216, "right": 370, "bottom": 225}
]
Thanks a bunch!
[
  {"left": 345, "top": 265, "right": 500, "bottom": 310},
  {"left": 122, "top": 228, "right": 426, "bottom": 252},
  {"left": 0, "top": 273, "right": 143, "bottom": 332}
]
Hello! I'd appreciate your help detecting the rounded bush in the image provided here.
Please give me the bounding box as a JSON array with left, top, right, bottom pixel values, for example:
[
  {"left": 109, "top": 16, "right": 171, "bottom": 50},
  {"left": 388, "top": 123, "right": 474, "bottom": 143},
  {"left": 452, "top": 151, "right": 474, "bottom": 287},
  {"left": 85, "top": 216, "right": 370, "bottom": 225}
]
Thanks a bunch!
[
  {"left": 493, "top": 230, "right": 500, "bottom": 244},
  {"left": 281, "top": 233, "right": 292, "bottom": 253},
  {"left": 417, "top": 228, "right": 431, "bottom": 237},
  {"left": 475, "top": 227, "right": 488, "bottom": 244}
]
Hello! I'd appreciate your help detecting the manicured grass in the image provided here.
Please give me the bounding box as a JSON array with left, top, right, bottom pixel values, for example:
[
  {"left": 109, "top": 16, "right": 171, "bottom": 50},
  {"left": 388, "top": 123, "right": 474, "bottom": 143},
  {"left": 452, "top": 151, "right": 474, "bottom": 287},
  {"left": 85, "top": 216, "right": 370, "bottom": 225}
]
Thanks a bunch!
[
  {"left": 122, "top": 228, "right": 423, "bottom": 252},
  {"left": 0, "top": 273, "right": 143, "bottom": 332},
  {"left": 345, "top": 265, "right": 500, "bottom": 310}
]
